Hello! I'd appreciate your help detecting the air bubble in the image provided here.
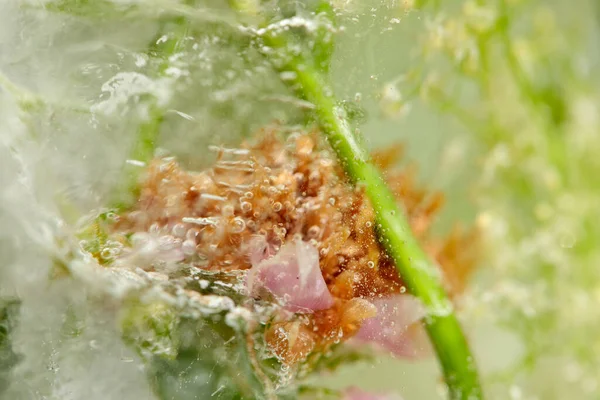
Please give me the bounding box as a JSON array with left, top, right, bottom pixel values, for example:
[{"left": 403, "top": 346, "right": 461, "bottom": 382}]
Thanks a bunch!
[
  {"left": 307, "top": 225, "right": 320, "bottom": 239},
  {"left": 241, "top": 201, "right": 253, "bottom": 213},
  {"left": 231, "top": 217, "right": 246, "bottom": 233},
  {"left": 273, "top": 202, "right": 283, "bottom": 212},
  {"left": 149, "top": 223, "right": 161, "bottom": 235},
  {"left": 172, "top": 223, "right": 186, "bottom": 238},
  {"left": 367, "top": 261, "right": 375, "bottom": 268},
  {"left": 186, "top": 228, "right": 200, "bottom": 241},
  {"left": 284, "top": 201, "right": 294, "bottom": 212},
  {"left": 244, "top": 191, "right": 254, "bottom": 199},
  {"left": 182, "top": 240, "right": 197, "bottom": 256},
  {"left": 100, "top": 248, "right": 113, "bottom": 260}
]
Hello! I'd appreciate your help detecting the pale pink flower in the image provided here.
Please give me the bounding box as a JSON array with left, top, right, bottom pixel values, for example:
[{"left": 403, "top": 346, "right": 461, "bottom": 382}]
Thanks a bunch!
[
  {"left": 246, "top": 239, "right": 334, "bottom": 312},
  {"left": 355, "top": 294, "right": 427, "bottom": 358}
]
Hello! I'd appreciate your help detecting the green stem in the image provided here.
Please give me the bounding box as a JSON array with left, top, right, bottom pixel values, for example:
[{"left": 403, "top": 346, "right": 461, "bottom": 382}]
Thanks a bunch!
[
  {"left": 110, "top": 18, "right": 189, "bottom": 209},
  {"left": 312, "top": 1, "right": 336, "bottom": 74},
  {"left": 258, "top": 32, "right": 483, "bottom": 400},
  {"left": 111, "top": 109, "right": 164, "bottom": 209}
]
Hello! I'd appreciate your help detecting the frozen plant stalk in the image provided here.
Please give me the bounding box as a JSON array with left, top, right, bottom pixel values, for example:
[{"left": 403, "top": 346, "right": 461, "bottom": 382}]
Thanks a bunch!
[{"left": 233, "top": 2, "right": 484, "bottom": 398}]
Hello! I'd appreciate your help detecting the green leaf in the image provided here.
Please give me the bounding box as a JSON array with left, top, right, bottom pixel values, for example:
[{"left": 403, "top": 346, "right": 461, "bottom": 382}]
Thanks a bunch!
[{"left": 144, "top": 316, "right": 272, "bottom": 400}]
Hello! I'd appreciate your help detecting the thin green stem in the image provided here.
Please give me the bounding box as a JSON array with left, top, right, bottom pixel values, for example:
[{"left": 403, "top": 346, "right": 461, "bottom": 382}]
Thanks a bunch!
[
  {"left": 110, "top": 18, "right": 189, "bottom": 209},
  {"left": 312, "top": 1, "right": 336, "bottom": 74},
  {"left": 257, "top": 30, "right": 483, "bottom": 400}
]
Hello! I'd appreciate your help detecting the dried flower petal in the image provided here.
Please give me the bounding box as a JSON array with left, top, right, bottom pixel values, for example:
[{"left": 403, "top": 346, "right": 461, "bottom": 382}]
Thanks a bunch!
[
  {"left": 246, "top": 240, "right": 334, "bottom": 312},
  {"left": 355, "top": 295, "right": 427, "bottom": 358},
  {"left": 343, "top": 387, "right": 403, "bottom": 400}
]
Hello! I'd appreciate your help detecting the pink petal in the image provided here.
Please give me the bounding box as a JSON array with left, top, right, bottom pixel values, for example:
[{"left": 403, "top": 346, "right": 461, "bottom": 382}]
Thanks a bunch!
[
  {"left": 355, "top": 295, "right": 427, "bottom": 358},
  {"left": 343, "top": 387, "right": 403, "bottom": 400},
  {"left": 246, "top": 240, "right": 334, "bottom": 312},
  {"left": 246, "top": 235, "right": 278, "bottom": 266}
]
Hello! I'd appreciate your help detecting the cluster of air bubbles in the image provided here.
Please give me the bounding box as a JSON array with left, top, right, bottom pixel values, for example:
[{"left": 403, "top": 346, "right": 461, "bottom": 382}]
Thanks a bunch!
[{"left": 99, "top": 240, "right": 124, "bottom": 262}]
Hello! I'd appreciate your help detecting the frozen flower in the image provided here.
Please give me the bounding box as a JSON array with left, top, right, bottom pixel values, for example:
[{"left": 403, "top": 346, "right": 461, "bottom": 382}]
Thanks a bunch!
[
  {"left": 355, "top": 295, "right": 427, "bottom": 358},
  {"left": 246, "top": 240, "right": 334, "bottom": 312},
  {"left": 343, "top": 386, "right": 403, "bottom": 400}
]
